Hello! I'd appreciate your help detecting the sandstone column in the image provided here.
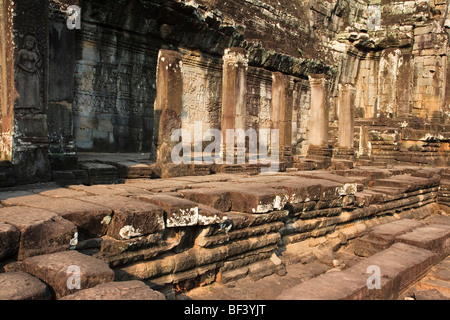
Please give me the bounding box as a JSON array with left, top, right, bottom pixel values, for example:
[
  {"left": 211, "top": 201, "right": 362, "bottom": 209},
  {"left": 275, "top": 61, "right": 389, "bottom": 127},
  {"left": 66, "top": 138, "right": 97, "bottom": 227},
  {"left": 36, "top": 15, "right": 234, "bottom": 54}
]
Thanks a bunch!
[
  {"left": 271, "top": 72, "right": 293, "bottom": 166},
  {"left": 0, "top": 0, "right": 51, "bottom": 184},
  {"left": 153, "top": 49, "right": 184, "bottom": 166},
  {"left": 306, "top": 74, "right": 332, "bottom": 167},
  {"left": 334, "top": 83, "right": 356, "bottom": 161},
  {"left": 221, "top": 48, "right": 248, "bottom": 164}
]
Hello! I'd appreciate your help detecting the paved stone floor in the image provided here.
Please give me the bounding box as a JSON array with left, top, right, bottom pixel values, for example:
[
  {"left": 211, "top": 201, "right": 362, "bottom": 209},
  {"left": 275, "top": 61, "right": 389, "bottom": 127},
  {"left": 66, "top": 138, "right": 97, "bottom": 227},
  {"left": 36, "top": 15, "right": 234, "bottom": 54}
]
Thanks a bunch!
[{"left": 1, "top": 166, "right": 449, "bottom": 300}]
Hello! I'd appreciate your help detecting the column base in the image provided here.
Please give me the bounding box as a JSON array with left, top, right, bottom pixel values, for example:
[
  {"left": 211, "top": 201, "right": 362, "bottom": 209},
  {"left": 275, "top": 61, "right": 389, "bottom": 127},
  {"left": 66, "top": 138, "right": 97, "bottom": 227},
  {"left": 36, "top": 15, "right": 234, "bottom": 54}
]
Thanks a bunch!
[
  {"left": 305, "top": 145, "right": 332, "bottom": 169},
  {"left": 332, "top": 147, "right": 355, "bottom": 169}
]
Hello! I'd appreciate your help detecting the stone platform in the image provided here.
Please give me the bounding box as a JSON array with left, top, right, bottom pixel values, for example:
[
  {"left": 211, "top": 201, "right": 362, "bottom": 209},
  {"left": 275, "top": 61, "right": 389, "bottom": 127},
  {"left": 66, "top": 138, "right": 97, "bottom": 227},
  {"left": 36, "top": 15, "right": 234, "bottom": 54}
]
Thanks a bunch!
[{"left": 0, "top": 166, "right": 449, "bottom": 300}]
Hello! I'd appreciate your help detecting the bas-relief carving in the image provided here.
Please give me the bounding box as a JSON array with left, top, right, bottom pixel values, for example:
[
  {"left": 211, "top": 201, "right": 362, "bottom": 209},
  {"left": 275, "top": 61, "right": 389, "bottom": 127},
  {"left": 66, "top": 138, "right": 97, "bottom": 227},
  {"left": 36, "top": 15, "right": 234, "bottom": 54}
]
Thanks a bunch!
[
  {"left": 181, "top": 58, "right": 222, "bottom": 134},
  {"left": 73, "top": 61, "right": 156, "bottom": 117},
  {"left": 14, "top": 35, "right": 43, "bottom": 116},
  {"left": 246, "top": 70, "right": 272, "bottom": 131}
]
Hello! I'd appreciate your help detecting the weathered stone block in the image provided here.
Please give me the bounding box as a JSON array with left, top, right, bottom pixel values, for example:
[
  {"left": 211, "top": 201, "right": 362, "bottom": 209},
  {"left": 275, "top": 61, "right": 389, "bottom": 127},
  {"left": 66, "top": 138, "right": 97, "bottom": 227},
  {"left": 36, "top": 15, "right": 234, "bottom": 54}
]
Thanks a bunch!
[
  {"left": 135, "top": 194, "right": 199, "bottom": 227},
  {"left": 0, "top": 223, "right": 20, "bottom": 261},
  {"left": 395, "top": 224, "right": 450, "bottom": 259},
  {"left": 270, "top": 179, "right": 323, "bottom": 203},
  {"left": 0, "top": 272, "right": 52, "bottom": 300},
  {"left": 227, "top": 186, "right": 289, "bottom": 214},
  {"left": 21, "top": 251, "right": 115, "bottom": 299},
  {"left": 59, "top": 280, "right": 166, "bottom": 300},
  {"left": 197, "top": 204, "right": 230, "bottom": 226},
  {"left": 179, "top": 188, "right": 232, "bottom": 212},
  {"left": 0, "top": 206, "right": 77, "bottom": 260},
  {"left": 16, "top": 197, "right": 113, "bottom": 240},
  {"left": 77, "top": 195, "right": 165, "bottom": 240}
]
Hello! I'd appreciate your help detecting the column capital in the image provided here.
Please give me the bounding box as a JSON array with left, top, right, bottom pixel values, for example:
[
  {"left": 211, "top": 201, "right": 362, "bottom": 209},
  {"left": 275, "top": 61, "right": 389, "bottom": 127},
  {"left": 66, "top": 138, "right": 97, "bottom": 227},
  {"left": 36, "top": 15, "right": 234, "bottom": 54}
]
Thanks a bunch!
[
  {"left": 308, "top": 74, "right": 331, "bottom": 87},
  {"left": 223, "top": 47, "right": 248, "bottom": 68}
]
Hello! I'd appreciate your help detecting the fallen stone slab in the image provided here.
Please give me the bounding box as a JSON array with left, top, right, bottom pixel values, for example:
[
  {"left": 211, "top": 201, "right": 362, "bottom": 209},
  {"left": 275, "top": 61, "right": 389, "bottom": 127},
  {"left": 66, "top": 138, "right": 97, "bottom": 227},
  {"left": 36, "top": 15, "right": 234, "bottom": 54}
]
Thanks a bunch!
[
  {"left": 277, "top": 243, "right": 435, "bottom": 300},
  {"left": 59, "top": 280, "right": 166, "bottom": 300},
  {"left": 395, "top": 224, "right": 450, "bottom": 260},
  {"left": 21, "top": 251, "right": 115, "bottom": 299},
  {"left": 179, "top": 188, "right": 232, "bottom": 212},
  {"left": 134, "top": 194, "right": 199, "bottom": 227},
  {"left": 77, "top": 195, "right": 165, "bottom": 240},
  {"left": 0, "top": 206, "right": 77, "bottom": 260},
  {"left": 0, "top": 272, "right": 52, "bottom": 300},
  {"left": 353, "top": 219, "right": 425, "bottom": 257},
  {"left": 0, "top": 223, "right": 20, "bottom": 261}
]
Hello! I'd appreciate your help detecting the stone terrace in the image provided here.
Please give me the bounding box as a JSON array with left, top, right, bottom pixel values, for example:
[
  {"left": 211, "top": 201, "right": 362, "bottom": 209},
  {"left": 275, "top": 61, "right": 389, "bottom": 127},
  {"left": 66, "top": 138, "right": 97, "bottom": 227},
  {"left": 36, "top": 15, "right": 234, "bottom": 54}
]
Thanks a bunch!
[{"left": 0, "top": 166, "right": 449, "bottom": 300}]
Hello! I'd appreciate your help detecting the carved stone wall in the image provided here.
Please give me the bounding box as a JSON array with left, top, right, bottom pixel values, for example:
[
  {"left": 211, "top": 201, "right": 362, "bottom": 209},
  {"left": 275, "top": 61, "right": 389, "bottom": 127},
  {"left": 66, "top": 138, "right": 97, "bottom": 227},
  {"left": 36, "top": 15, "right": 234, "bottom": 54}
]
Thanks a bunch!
[
  {"left": 181, "top": 50, "right": 223, "bottom": 137},
  {"left": 72, "top": 21, "right": 158, "bottom": 153}
]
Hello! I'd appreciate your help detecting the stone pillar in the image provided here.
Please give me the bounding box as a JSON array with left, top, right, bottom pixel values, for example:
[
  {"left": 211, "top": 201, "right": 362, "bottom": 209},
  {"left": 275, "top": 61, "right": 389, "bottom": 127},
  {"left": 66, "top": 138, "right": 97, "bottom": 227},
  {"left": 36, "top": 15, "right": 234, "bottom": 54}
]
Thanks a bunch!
[
  {"left": 221, "top": 48, "right": 248, "bottom": 164},
  {"left": 271, "top": 72, "right": 293, "bottom": 165},
  {"left": 334, "top": 83, "right": 356, "bottom": 161},
  {"left": 306, "top": 74, "right": 331, "bottom": 166},
  {"left": 153, "top": 49, "right": 184, "bottom": 166},
  {"left": 0, "top": 0, "right": 51, "bottom": 184},
  {"left": 48, "top": 3, "right": 78, "bottom": 170}
]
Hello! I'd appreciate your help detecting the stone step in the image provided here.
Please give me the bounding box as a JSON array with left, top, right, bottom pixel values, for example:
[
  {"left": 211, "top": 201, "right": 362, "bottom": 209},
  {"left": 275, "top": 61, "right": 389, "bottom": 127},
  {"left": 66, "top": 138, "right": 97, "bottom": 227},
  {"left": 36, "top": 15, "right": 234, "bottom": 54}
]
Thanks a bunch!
[
  {"left": 51, "top": 170, "right": 89, "bottom": 186},
  {"left": 277, "top": 243, "right": 436, "bottom": 300},
  {"left": 353, "top": 219, "right": 426, "bottom": 257},
  {"left": 395, "top": 224, "right": 450, "bottom": 261},
  {"left": 112, "top": 161, "right": 155, "bottom": 179},
  {"left": 79, "top": 162, "right": 119, "bottom": 185},
  {"left": 59, "top": 280, "right": 166, "bottom": 300},
  {"left": 372, "top": 174, "right": 440, "bottom": 193},
  {"left": 20, "top": 250, "right": 115, "bottom": 299}
]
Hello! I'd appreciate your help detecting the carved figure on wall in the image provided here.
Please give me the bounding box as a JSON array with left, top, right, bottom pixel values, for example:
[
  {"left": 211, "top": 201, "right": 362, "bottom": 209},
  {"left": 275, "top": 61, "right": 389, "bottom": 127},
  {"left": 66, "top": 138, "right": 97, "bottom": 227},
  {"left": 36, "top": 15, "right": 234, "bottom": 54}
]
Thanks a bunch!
[{"left": 14, "top": 35, "right": 43, "bottom": 115}]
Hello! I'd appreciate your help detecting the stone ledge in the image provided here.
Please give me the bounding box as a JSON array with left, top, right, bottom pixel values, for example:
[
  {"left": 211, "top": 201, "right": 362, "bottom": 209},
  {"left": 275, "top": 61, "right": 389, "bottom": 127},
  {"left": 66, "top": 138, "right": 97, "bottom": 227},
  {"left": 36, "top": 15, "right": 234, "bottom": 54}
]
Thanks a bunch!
[{"left": 59, "top": 280, "right": 166, "bottom": 300}]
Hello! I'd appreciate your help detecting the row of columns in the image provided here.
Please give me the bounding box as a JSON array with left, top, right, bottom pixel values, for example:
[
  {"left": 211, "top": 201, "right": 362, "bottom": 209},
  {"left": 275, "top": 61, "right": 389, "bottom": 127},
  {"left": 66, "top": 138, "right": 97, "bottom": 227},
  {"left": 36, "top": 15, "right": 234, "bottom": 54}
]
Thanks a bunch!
[{"left": 152, "top": 48, "right": 357, "bottom": 169}]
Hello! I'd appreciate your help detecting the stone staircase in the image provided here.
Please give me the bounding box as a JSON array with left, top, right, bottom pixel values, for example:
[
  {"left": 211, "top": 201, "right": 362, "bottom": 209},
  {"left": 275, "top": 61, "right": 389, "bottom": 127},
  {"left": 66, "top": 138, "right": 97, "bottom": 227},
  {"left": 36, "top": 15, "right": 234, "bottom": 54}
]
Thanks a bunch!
[{"left": 277, "top": 215, "right": 450, "bottom": 300}]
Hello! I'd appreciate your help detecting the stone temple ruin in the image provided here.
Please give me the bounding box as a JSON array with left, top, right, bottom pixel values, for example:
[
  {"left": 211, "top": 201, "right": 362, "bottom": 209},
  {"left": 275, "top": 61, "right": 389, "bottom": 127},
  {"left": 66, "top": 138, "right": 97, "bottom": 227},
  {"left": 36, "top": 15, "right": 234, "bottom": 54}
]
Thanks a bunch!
[{"left": 0, "top": 0, "right": 450, "bottom": 301}]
